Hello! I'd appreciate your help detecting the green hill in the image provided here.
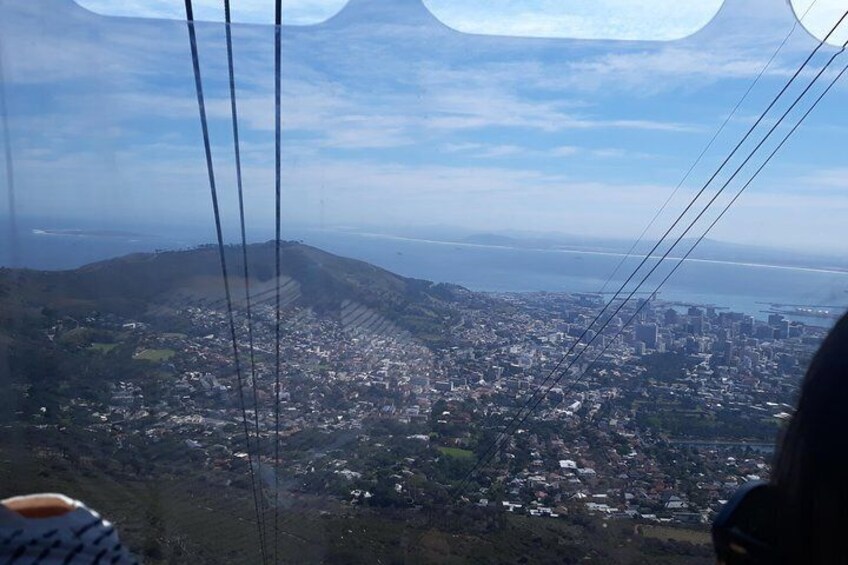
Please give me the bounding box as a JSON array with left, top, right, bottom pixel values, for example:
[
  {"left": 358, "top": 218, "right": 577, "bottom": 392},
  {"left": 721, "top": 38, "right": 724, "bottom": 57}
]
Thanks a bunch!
[{"left": 0, "top": 241, "right": 472, "bottom": 345}]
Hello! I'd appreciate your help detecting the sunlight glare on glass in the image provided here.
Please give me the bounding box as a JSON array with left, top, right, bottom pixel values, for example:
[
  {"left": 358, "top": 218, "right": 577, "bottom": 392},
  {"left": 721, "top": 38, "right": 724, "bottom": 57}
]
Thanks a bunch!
[
  {"left": 791, "top": 0, "right": 848, "bottom": 46},
  {"left": 421, "top": 0, "right": 725, "bottom": 40},
  {"left": 74, "top": 0, "right": 349, "bottom": 25}
]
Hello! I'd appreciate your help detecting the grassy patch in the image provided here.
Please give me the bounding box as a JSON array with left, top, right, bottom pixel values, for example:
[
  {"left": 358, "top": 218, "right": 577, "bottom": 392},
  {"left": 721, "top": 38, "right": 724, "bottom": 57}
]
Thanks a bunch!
[
  {"left": 90, "top": 342, "right": 119, "bottom": 353},
  {"left": 638, "top": 524, "right": 711, "bottom": 545},
  {"left": 437, "top": 446, "right": 474, "bottom": 459},
  {"left": 134, "top": 349, "right": 175, "bottom": 362}
]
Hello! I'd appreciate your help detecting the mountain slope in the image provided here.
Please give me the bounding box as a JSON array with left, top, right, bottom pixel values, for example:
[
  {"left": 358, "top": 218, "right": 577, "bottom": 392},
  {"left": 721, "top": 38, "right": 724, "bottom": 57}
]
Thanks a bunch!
[{"left": 0, "top": 241, "right": 474, "bottom": 344}]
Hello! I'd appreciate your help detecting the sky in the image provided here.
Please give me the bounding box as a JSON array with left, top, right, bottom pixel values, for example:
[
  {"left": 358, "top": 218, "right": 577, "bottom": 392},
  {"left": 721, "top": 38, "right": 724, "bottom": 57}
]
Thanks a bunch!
[
  {"left": 1, "top": 0, "right": 848, "bottom": 254},
  {"left": 73, "top": 0, "right": 845, "bottom": 44}
]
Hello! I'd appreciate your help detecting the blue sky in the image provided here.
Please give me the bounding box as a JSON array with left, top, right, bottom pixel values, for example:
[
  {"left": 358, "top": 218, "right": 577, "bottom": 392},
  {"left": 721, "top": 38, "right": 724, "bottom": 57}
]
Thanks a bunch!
[
  {"left": 74, "top": 0, "right": 845, "bottom": 44},
  {"left": 1, "top": 0, "right": 848, "bottom": 253}
]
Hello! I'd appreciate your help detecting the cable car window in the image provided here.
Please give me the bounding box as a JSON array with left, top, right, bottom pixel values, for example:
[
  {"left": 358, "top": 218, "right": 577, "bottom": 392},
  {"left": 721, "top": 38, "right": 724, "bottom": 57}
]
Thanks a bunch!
[
  {"left": 2, "top": 0, "right": 847, "bottom": 562},
  {"left": 73, "top": 0, "right": 351, "bottom": 25},
  {"left": 421, "top": 0, "right": 725, "bottom": 40}
]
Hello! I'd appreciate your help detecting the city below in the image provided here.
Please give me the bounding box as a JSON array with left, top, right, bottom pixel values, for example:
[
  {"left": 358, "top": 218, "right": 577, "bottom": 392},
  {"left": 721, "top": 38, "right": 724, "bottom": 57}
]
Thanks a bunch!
[{"left": 0, "top": 242, "right": 828, "bottom": 561}]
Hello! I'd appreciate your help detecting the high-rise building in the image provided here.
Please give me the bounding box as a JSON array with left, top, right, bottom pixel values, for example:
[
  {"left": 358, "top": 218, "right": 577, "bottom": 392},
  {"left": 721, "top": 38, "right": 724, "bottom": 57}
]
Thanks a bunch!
[
  {"left": 635, "top": 323, "right": 658, "bottom": 349},
  {"left": 685, "top": 337, "right": 703, "bottom": 354},
  {"left": 723, "top": 341, "right": 734, "bottom": 366},
  {"left": 688, "top": 315, "right": 704, "bottom": 336},
  {"left": 664, "top": 308, "right": 679, "bottom": 326},
  {"left": 740, "top": 316, "right": 754, "bottom": 336},
  {"left": 756, "top": 325, "right": 776, "bottom": 340},
  {"left": 768, "top": 313, "right": 785, "bottom": 327}
]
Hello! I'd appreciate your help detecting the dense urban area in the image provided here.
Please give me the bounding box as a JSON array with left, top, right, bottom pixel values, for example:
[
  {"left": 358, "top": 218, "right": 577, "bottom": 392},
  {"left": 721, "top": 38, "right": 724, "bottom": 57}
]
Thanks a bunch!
[
  {"left": 1, "top": 244, "right": 832, "bottom": 562},
  {"left": 40, "top": 292, "right": 824, "bottom": 518}
]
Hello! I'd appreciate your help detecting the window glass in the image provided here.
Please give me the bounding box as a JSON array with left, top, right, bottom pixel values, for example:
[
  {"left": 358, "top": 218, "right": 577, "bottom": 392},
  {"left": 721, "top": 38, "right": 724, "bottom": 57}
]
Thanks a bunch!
[
  {"left": 422, "top": 0, "right": 725, "bottom": 40},
  {"left": 74, "top": 0, "right": 351, "bottom": 25},
  {"left": 791, "top": 0, "right": 848, "bottom": 45},
  {"left": 2, "top": 0, "right": 847, "bottom": 562}
]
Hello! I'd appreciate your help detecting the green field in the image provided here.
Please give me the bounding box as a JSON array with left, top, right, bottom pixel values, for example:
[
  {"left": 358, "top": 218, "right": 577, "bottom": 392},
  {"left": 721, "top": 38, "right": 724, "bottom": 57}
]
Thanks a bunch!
[
  {"left": 89, "top": 342, "right": 119, "bottom": 353},
  {"left": 134, "top": 348, "right": 176, "bottom": 362},
  {"left": 437, "top": 446, "right": 474, "bottom": 459}
]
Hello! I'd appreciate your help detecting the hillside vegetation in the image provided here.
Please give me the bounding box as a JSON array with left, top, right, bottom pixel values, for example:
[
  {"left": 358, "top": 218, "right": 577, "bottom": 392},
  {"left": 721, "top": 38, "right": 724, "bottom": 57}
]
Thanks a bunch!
[{"left": 0, "top": 241, "right": 471, "bottom": 346}]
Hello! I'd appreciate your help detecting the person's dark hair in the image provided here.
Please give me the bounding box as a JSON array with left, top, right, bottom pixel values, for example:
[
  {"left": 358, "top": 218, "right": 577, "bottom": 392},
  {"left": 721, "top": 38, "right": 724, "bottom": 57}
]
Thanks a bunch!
[{"left": 772, "top": 311, "right": 848, "bottom": 563}]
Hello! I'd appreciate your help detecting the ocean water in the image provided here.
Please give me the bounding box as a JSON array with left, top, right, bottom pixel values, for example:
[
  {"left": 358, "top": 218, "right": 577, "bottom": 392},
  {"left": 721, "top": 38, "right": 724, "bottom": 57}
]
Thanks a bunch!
[
  {"left": 3, "top": 222, "right": 846, "bottom": 326},
  {"left": 302, "top": 231, "right": 848, "bottom": 326}
]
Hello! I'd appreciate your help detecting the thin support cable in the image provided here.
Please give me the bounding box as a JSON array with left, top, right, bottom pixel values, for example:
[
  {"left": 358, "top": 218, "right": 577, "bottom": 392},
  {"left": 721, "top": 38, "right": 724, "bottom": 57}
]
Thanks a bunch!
[
  {"left": 183, "top": 2, "right": 266, "bottom": 562},
  {"left": 554, "top": 59, "right": 848, "bottom": 419},
  {"left": 471, "top": 36, "right": 848, "bottom": 490},
  {"left": 458, "top": 10, "right": 848, "bottom": 491},
  {"left": 223, "top": 0, "right": 268, "bottom": 560},
  {"left": 506, "top": 36, "right": 847, "bottom": 438},
  {"left": 510, "top": 36, "right": 848, "bottom": 445},
  {"left": 273, "top": 0, "right": 283, "bottom": 562},
  {"left": 597, "top": 0, "right": 820, "bottom": 295}
]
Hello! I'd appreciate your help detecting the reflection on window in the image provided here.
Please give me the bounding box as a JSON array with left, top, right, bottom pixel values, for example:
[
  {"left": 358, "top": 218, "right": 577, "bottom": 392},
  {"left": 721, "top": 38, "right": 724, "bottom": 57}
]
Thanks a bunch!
[
  {"left": 422, "top": 0, "right": 724, "bottom": 40},
  {"left": 791, "top": 0, "right": 848, "bottom": 46},
  {"left": 74, "top": 0, "right": 350, "bottom": 25}
]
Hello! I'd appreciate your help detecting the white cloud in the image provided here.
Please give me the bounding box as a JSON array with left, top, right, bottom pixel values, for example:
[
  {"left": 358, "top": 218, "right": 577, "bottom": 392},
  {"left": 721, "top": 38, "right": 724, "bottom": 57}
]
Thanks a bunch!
[
  {"left": 442, "top": 143, "right": 524, "bottom": 158},
  {"left": 550, "top": 146, "right": 580, "bottom": 157},
  {"left": 711, "top": 188, "right": 848, "bottom": 254},
  {"left": 793, "top": 167, "right": 848, "bottom": 190},
  {"left": 560, "top": 46, "right": 797, "bottom": 94},
  {"left": 441, "top": 142, "right": 654, "bottom": 160},
  {"left": 9, "top": 128, "right": 848, "bottom": 254},
  {"left": 4, "top": 0, "right": 848, "bottom": 257},
  {"left": 419, "top": 86, "right": 698, "bottom": 133}
]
